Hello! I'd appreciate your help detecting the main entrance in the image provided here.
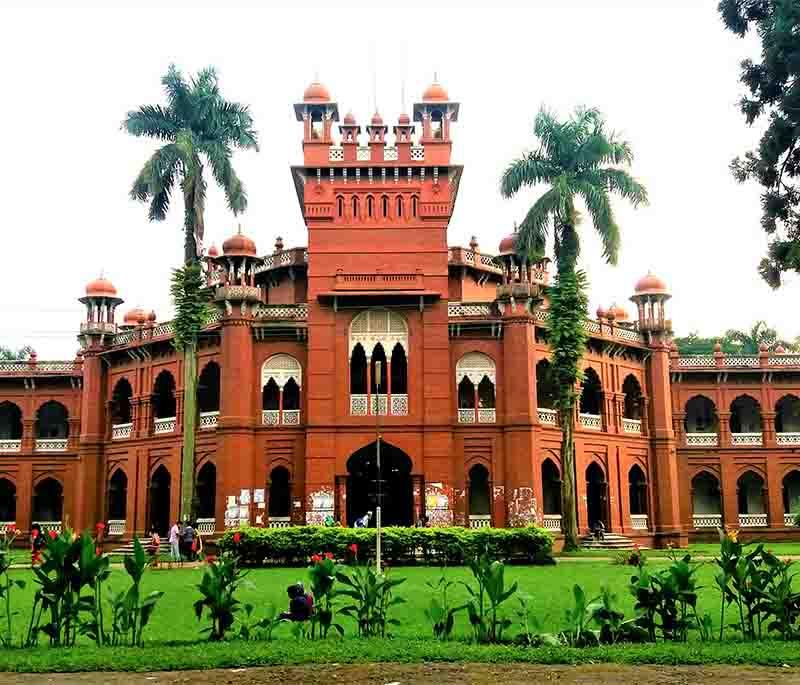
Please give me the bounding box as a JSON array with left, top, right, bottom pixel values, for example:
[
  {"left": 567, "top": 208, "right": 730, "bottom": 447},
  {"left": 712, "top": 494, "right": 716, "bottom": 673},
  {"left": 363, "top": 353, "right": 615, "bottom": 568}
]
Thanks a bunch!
[{"left": 346, "top": 441, "right": 413, "bottom": 527}]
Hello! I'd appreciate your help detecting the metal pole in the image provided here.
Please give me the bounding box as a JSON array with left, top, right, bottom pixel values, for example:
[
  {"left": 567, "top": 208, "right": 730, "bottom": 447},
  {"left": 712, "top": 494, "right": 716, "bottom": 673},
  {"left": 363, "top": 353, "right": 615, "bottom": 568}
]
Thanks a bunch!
[{"left": 375, "top": 360, "right": 382, "bottom": 574}]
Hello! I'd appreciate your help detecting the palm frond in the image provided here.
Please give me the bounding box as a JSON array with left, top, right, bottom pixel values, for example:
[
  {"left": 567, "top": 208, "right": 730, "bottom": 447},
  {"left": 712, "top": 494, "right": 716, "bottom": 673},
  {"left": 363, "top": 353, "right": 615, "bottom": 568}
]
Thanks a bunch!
[
  {"left": 203, "top": 142, "right": 247, "bottom": 214},
  {"left": 516, "top": 188, "right": 562, "bottom": 259},
  {"left": 123, "top": 105, "right": 179, "bottom": 140},
  {"left": 214, "top": 101, "right": 259, "bottom": 151},
  {"left": 500, "top": 153, "right": 559, "bottom": 198},
  {"left": 580, "top": 169, "right": 648, "bottom": 208},
  {"left": 161, "top": 64, "right": 192, "bottom": 122},
  {"left": 129, "top": 143, "right": 181, "bottom": 213},
  {"left": 576, "top": 181, "right": 620, "bottom": 265}
]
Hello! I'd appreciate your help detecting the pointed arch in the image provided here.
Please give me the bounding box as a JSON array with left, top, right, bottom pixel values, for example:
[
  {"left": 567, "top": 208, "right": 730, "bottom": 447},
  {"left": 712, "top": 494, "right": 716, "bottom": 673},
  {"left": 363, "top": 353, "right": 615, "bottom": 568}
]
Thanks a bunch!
[
  {"left": 468, "top": 463, "right": 491, "bottom": 519},
  {"left": 366, "top": 194, "right": 374, "bottom": 219},
  {"left": 32, "top": 477, "right": 63, "bottom": 522},
  {"left": 148, "top": 464, "right": 171, "bottom": 535},
  {"left": 110, "top": 378, "right": 133, "bottom": 425},
  {"left": 776, "top": 394, "right": 800, "bottom": 433},
  {"left": 261, "top": 354, "right": 302, "bottom": 389},
  {"left": 349, "top": 309, "right": 408, "bottom": 359},
  {"left": 268, "top": 466, "right": 291, "bottom": 518},
  {"left": 691, "top": 470, "right": 721, "bottom": 519},
  {"left": 0, "top": 402, "right": 22, "bottom": 440},
  {"left": 684, "top": 395, "right": 718, "bottom": 433},
  {"left": 196, "top": 461, "right": 216, "bottom": 519},
  {"left": 622, "top": 374, "right": 643, "bottom": 419},
  {"left": 579, "top": 367, "right": 603, "bottom": 415},
  {"left": 152, "top": 370, "right": 177, "bottom": 419},
  {"left": 396, "top": 195, "right": 404, "bottom": 218},
  {"left": 35, "top": 401, "right": 69, "bottom": 438},
  {"left": 730, "top": 394, "right": 762, "bottom": 434},
  {"left": 628, "top": 464, "right": 647, "bottom": 516},
  {"left": 411, "top": 195, "right": 419, "bottom": 218},
  {"left": 107, "top": 468, "right": 128, "bottom": 521},
  {"left": 536, "top": 359, "right": 556, "bottom": 409},
  {"left": 0, "top": 478, "right": 16, "bottom": 522},
  {"left": 737, "top": 470, "right": 765, "bottom": 516},
  {"left": 336, "top": 195, "right": 344, "bottom": 219},
  {"left": 541, "top": 458, "right": 561, "bottom": 515},
  {"left": 197, "top": 361, "right": 220, "bottom": 413},
  {"left": 351, "top": 195, "right": 359, "bottom": 220}
]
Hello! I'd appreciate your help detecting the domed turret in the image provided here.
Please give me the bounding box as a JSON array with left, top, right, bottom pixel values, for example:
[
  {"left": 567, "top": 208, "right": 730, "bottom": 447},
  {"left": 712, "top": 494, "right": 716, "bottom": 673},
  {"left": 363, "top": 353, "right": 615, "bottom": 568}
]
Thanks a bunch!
[
  {"left": 422, "top": 80, "right": 449, "bottom": 103},
  {"left": 596, "top": 305, "right": 607, "bottom": 320},
  {"left": 79, "top": 273, "right": 124, "bottom": 345},
  {"left": 608, "top": 303, "right": 629, "bottom": 321},
  {"left": 207, "top": 243, "right": 219, "bottom": 258},
  {"left": 85, "top": 276, "right": 117, "bottom": 298},
  {"left": 222, "top": 227, "right": 257, "bottom": 257},
  {"left": 498, "top": 227, "right": 517, "bottom": 256},
  {"left": 343, "top": 111, "right": 356, "bottom": 125},
  {"left": 398, "top": 112, "right": 411, "bottom": 125},
  {"left": 634, "top": 271, "right": 669, "bottom": 296},
  {"left": 303, "top": 80, "right": 331, "bottom": 103},
  {"left": 123, "top": 307, "right": 146, "bottom": 326}
]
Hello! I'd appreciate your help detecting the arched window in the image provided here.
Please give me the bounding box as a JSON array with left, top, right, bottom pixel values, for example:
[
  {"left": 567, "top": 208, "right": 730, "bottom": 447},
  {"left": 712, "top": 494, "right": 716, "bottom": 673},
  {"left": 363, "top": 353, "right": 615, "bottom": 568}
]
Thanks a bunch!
[
  {"left": 0, "top": 478, "right": 16, "bottom": 522},
  {"left": 149, "top": 465, "right": 171, "bottom": 536},
  {"left": 197, "top": 362, "right": 220, "bottom": 413},
  {"left": 351, "top": 195, "right": 359, "bottom": 220},
  {"left": 350, "top": 344, "right": 368, "bottom": 395},
  {"left": 367, "top": 195, "right": 374, "bottom": 218},
  {"left": 536, "top": 359, "right": 556, "bottom": 409},
  {"left": 776, "top": 395, "right": 800, "bottom": 434},
  {"left": 738, "top": 471, "right": 766, "bottom": 518},
  {"left": 730, "top": 395, "right": 762, "bottom": 435},
  {"left": 585, "top": 463, "right": 607, "bottom": 530},
  {"left": 456, "top": 352, "right": 496, "bottom": 423},
  {"left": 152, "top": 371, "right": 176, "bottom": 419},
  {"left": 411, "top": 195, "right": 418, "bottom": 218},
  {"left": 579, "top": 368, "right": 602, "bottom": 416},
  {"left": 32, "top": 477, "right": 63, "bottom": 523},
  {"left": 196, "top": 462, "right": 216, "bottom": 520},
  {"left": 396, "top": 195, "right": 404, "bottom": 218},
  {"left": 261, "top": 354, "right": 302, "bottom": 426},
  {"left": 107, "top": 469, "right": 127, "bottom": 521},
  {"left": 458, "top": 377, "right": 475, "bottom": 409},
  {"left": 628, "top": 465, "right": 648, "bottom": 517},
  {"left": 0, "top": 402, "right": 23, "bottom": 440},
  {"left": 391, "top": 343, "right": 408, "bottom": 394},
  {"left": 35, "top": 401, "right": 69, "bottom": 439},
  {"left": 268, "top": 466, "right": 291, "bottom": 519},
  {"left": 110, "top": 378, "right": 133, "bottom": 425},
  {"left": 691, "top": 472, "right": 721, "bottom": 526},
  {"left": 382, "top": 195, "right": 389, "bottom": 218},
  {"left": 622, "top": 375, "right": 643, "bottom": 420},
  {"left": 370, "top": 343, "right": 388, "bottom": 395},
  {"left": 684, "top": 396, "right": 718, "bottom": 433},
  {"left": 541, "top": 459, "right": 561, "bottom": 516},
  {"left": 468, "top": 464, "right": 491, "bottom": 522},
  {"left": 336, "top": 196, "right": 344, "bottom": 218},
  {"left": 783, "top": 471, "right": 800, "bottom": 519}
]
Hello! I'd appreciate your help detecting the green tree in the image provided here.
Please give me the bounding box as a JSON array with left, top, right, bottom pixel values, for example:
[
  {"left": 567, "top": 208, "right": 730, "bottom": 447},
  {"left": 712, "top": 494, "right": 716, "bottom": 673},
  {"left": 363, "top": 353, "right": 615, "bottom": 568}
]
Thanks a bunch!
[
  {"left": 0, "top": 346, "right": 32, "bottom": 361},
  {"left": 723, "top": 320, "right": 795, "bottom": 353},
  {"left": 501, "top": 107, "right": 648, "bottom": 550},
  {"left": 124, "top": 65, "right": 258, "bottom": 519},
  {"left": 719, "top": 0, "right": 800, "bottom": 287}
]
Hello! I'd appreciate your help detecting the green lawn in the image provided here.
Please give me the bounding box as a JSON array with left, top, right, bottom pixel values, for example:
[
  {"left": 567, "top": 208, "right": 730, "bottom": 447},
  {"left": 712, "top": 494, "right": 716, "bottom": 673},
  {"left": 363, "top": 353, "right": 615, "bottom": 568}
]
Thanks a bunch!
[{"left": 558, "top": 541, "right": 800, "bottom": 558}]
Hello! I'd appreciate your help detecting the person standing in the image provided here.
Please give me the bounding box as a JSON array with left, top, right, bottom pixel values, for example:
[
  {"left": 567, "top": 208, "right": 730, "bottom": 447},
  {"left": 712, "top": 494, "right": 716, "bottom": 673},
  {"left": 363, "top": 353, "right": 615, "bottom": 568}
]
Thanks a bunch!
[
  {"left": 183, "top": 521, "right": 195, "bottom": 561},
  {"left": 168, "top": 520, "right": 181, "bottom": 562}
]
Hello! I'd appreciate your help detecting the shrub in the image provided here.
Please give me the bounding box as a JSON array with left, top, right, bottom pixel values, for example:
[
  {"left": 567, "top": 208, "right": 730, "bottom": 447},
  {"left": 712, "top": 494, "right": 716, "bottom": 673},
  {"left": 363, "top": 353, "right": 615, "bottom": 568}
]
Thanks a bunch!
[
  {"left": 194, "top": 554, "right": 249, "bottom": 641},
  {"left": 336, "top": 557, "right": 406, "bottom": 638},
  {"left": 219, "top": 525, "right": 554, "bottom": 567},
  {"left": 307, "top": 553, "right": 343, "bottom": 638},
  {"left": 612, "top": 544, "right": 646, "bottom": 567},
  {"left": 0, "top": 525, "right": 24, "bottom": 648},
  {"left": 461, "top": 550, "right": 518, "bottom": 643}
]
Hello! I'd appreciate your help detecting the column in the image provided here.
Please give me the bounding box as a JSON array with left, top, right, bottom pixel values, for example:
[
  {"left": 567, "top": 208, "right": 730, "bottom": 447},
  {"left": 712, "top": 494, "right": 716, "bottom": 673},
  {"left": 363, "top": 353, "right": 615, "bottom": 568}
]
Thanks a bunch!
[
  {"left": 278, "top": 387, "right": 284, "bottom": 425},
  {"left": 766, "top": 459, "right": 784, "bottom": 528},
  {"left": 718, "top": 412, "right": 732, "bottom": 448},
  {"left": 763, "top": 411, "right": 777, "bottom": 448},
  {"left": 76, "top": 350, "right": 106, "bottom": 531}
]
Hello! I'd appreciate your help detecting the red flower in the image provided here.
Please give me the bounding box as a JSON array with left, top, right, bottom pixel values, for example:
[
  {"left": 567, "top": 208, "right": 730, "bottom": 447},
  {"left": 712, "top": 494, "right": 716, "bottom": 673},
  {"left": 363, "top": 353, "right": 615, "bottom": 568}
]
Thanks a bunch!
[
  {"left": 233, "top": 532, "right": 241, "bottom": 544},
  {"left": 96, "top": 522, "right": 106, "bottom": 530},
  {"left": 311, "top": 554, "right": 322, "bottom": 563},
  {"left": 48, "top": 530, "right": 57, "bottom": 540},
  {"left": 349, "top": 543, "right": 358, "bottom": 554},
  {"left": 31, "top": 529, "right": 38, "bottom": 539},
  {"left": 95, "top": 546, "right": 102, "bottom": 556},
  {"left": 6, "top": 524, "right": 16, "bottom": 533},
  {"left": 205, "top": 554, "right": 217, "bottom": 564},
  {"left": 324, "top": 551, "right": 334, "bottom": 560}
]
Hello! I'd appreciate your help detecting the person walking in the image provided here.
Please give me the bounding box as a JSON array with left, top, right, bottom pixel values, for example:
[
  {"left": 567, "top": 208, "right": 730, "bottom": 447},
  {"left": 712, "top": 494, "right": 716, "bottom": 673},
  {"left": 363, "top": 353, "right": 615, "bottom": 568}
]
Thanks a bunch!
[
  {"left": 183, "top": 521, "right": 195, "bottom": 561},
  {"left": 168, "top": 520, "right": 181, "bottom": 562}
]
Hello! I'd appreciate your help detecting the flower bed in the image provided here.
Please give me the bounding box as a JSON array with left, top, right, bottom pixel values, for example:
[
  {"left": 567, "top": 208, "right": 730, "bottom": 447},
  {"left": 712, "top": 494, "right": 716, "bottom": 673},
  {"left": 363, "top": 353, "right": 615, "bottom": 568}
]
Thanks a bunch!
[{"left": 218, "top": 526, "right": 555, "bottom": 566}]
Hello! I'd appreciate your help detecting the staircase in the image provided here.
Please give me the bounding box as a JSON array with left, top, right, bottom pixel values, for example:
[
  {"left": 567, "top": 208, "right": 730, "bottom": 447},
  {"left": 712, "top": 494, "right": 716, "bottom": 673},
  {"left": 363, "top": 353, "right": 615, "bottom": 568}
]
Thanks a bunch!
[
  {"left": 110, "top": 538, "right": 171, "bottom": 557},
  {"left": 580, "top": 532, "right": 639, "bottom": 550}
]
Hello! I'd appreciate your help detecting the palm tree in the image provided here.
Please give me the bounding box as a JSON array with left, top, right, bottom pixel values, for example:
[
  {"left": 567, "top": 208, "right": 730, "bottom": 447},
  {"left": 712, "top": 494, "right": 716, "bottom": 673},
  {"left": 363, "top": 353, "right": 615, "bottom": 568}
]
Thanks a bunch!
[
  {"left": 124, "top": 64, "right": 258, "bottom": 521},
  {"left": 723, "top": 321, "right": 795, "bottom": 354},
  {"left": 501, "top": 107, "right": 648, "bottom": 550}
]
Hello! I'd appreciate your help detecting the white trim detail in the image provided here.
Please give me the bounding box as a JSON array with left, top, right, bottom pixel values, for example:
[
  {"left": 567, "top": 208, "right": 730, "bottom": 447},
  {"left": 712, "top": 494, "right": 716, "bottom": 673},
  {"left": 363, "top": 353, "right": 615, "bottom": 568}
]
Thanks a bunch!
[{"left": 262, "top": 354, "right": 302, "bottom": 390}]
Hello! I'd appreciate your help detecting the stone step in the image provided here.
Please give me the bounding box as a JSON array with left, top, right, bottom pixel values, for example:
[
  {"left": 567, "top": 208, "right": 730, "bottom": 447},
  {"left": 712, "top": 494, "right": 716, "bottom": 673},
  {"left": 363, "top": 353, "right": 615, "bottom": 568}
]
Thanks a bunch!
[{"left": 580, "top": 532, "right": 638, "bottom": 550}]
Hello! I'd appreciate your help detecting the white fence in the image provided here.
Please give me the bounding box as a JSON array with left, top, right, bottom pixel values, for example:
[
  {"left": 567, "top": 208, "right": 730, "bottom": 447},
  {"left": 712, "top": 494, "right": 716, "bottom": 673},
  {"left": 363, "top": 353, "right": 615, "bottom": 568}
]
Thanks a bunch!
[
  {"left": 153, "top": 417, "right": 176, "bottom": 434},
  {"left": 538, "top": 408, "right": 558, "bottom": 426},
  {"left": 692, "top": 513, "right": 722, "bottom": 528},
  {"left": 0, "top": 440, "right": 21, "bottom": 452},
  {"left": 469, "top": 515, "right": 491, "bottom": 529},
  {"left": 269, "top": 517, "right": 292, "bottom": 528},
  {"left": 739, "top": 513, "right": 768, "bottom": 527},
  {"left": 107, "top": 520, "right": 125, "bottom": 536},
  {"left": 623, "top": 418, "right": 642, "bottom": 434},
  {"left": 778, "top": 433, "right": 800, "bottom": 445},
  {"left": 686, "top": 433, "right": 718, "bottom": 447},
  {"left": 112, "top": 423, "right": 132, "bottom": 440},
  {"left": 630, "top": 514, "right": 649, "bottom": 530},
  {"left": 199, "top": 411, "right": 219, "bottom": 430},
  {"left": 579, "top": 413, "right": 601, "bottom": 430},
  {"left": 542, "top": 514, "right": 562, "bottom": 531},
  {"left": 196, "top": 518, "right": 216, "bottom": 535},
  {"left": 35, "top": 439, "right": 67, "bottom": 452},
  {"left": 731, "top": 432, "right": 763, "bottom": 446}
]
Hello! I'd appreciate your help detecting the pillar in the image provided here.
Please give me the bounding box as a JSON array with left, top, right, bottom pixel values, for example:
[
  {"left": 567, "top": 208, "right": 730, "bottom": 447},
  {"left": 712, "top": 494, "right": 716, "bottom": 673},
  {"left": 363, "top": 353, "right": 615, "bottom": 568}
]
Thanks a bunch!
[{"left": 75, "top": 351, "right": 106, "bottom": 531}]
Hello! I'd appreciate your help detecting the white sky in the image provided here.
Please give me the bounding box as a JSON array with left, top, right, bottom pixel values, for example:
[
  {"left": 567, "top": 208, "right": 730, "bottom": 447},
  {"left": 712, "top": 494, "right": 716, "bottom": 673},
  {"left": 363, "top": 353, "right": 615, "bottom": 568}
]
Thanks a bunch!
[{"left": 2, "top": 0, "right": 797, "bottom": 359}]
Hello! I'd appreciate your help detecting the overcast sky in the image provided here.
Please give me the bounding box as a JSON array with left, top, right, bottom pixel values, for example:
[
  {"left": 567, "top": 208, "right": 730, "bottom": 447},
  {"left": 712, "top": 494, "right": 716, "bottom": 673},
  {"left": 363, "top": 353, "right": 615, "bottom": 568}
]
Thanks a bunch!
[{"left": 2, "top": 0, "right": 797, "bottom": 359}]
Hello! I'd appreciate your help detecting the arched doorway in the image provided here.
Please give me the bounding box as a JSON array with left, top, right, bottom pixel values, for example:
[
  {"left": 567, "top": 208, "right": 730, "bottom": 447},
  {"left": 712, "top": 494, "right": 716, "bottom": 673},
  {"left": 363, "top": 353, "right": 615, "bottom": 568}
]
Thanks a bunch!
[
  {"left": 32, "top": 477, "right": 63, "bottom": 522},
  {"left": 585, "top": 463, "right": 607, "bottom": 531},
  {"left": 195, "top": 462, "right": 216, "bottom": 520},
  {"left": 107, "top": 469, "right": 127, "bottom": 521},
  {"left": 36, "top": 401, "right": 69, "bottom": 439},
  {"left": 0, "top": 402, "right": 23, "bottom": 440},
  {"left": 691, "top": 471, "right": 721, "bottom": 527},
  {"left": 197, "top": 362, "right": 220, "bottom": 414},
  {"left": 149, "top": 465, "right": 171, "bottom": 536},
  {"left": 738, "top": 471, "right": 766, "bottom": 518},
  {"left": 783, "top": 471, "right": 800, "bottom": 521},
  {"left": 468, "top": 464, "right": 491, "bottom": 524},
  {"left": 541, "top": 459, "right": 561, "bottom": 516},
  {"left": 346, "top": 442, "right": 413, "bottom": 526},
  {"left": 0, "top": 479, "right": 16, "bottom": 522},
  {"left": 628, "top": 465, "right": 648, "bottom": 516},
  {"left": 268, "top": 466, "right": 291, "bottom": 519}
]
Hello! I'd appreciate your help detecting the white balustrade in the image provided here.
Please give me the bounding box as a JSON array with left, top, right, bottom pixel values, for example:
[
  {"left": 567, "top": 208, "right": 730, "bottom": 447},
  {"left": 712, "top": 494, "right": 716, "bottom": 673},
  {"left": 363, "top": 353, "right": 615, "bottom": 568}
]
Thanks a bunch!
[
  {"left": 199, "top": 411, "right": 219, "bottom": 430},
  {"left": 676, "top": 356, "right": 714, "bottom": 368},
  {"left": 107, "top": 520, "right": 125, "bottom": 536},
  {"left": 785, "top": 513, "right": 797, "bottom": 527},
  {"left": 196, "top": 518, "right": 216, "bottom": 535},
  {"left": 692, "top": 513, "right": 722, "bottom": 528},
  {"left": 448, "top": 302, "right": 493, "bottom": 318},
  {"left": 32, "top": 521, "right": 62, "bottom": 534},
  {"left": 777, "top": 432, "right": 800, "bottom": 445},
  {"left": 383, "top": 147, "right": 398, "bottom": 161},
  {"left": 356, "top": 146, "right": 371, "bottom": 161},
  {"left": 686, "top": 433, "right": 718, "bottom": 447},
  {"left": 726, "top": 355, "right": 759, "bottom": 368},
  {"left": 282, "top": 409, "right": 301, "bottom": 425},
  {"left": 262, "top": 410, "right": 280, "bottom": 426},
  {"left": 630, "top": 514, "right": 649, "bottom": 530},
  {"left": 623, "top": 418, "right": 642, "bottom": 434},
  {"left": 731, "top": 432, "right": 763, "bottom": 446},
  {"left": 391, "top": 394, "right": 408, "bottom": 416},
  {"left": 542, "top": 514, "right": 562, "bottom": 531},
  {"left": 370, "top": 395, "right": 388, "bottom": 416},
  {"left": 579, "top": 413, "right": 601, "bottom": 430},
  {"left": 35, "top": 438, "right": 68, "bottom": 452},
  {"left": 538, "top": 407, "right": 558, "bottom": 426},
  {"left": 328, "top": 147, "right": 344, "bottom": 161},
  {"left": 350, "top": 395, "right": 368, "bottom": 416},
  {"left": 478, "top": 408, "right": 496, "bottom": 424},
  {"left": 739, "top": 513, "right": 768, "bottom": 527},
  {"left": 458, "top": 408, "right": 475, "bottom": 424},
  {"left": 111, "top": 423, "right": 132, "bottom": 440},
  {"left": 469, "top": 515, "right": 491, "bottom": 529},
  {"left": 0, "top": 439, "right": 21, "bottom": 452},
  {"left": 0, "top": 522, "right": 16, "bottom": 534},
  {"left": 410, "top": 145, "right": 424, "bottom": 161},
  {"left": 153, "top": 417, "right": 176, "bottom": 434},
  {"left": 269, "top": 517, "right": 292, "bottom": 528}
]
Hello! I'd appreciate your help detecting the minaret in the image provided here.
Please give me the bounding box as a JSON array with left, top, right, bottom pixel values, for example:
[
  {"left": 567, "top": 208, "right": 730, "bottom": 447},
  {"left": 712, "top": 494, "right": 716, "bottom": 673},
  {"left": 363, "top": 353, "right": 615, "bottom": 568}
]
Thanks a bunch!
[
  {"left": 293, "top": 79, "right": 339, "bottom": 165},
  {"left": 413, "top": 77, "right": 460, "bottom": 164},
  {"left": 339, "top": 111, "right": 361, "bottom": 162}
]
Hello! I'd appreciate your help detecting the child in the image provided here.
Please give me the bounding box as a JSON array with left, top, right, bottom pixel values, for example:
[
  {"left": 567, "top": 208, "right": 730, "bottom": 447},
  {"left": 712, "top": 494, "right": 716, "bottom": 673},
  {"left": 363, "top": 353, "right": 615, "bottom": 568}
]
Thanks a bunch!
[
  {"left": 147, "top": 526, "right": 161, "bottom": 567},
  {"left": 279, "top": 582, "right": 313, "bottom": 621}
]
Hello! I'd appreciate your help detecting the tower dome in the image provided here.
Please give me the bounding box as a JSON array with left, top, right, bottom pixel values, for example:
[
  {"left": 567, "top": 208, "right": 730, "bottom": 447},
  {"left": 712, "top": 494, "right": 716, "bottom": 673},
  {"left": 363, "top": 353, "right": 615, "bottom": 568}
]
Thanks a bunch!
[
  {"left": 222, "top": 227, "right": 257, "bottom": 257},
  {"left": 634, "top": 271, "right": 669, "bottom": 296},
  {"left": 85, "top": 276, "right": 117, "bottom": 297},
  {"left": 207, "top": 243, "right": 219, "bottom": 258},
  {"left": 123, "top": 307, "right": 146, "bottom": 326},
  {"left": 608, "top": 303, "right": 629, "bottom": 321},
  {"left": 422, "top": 80, "right": 449, "bottom": 102},
  {"left": 398, "top": 112, "right": 411, "bottom": 125},
  {"left": 370, "top": 111, "right": 384, "bottom": 126},
  {"left": 303, "top": 80, "right": 331, "bottom": 103},
  {"left": 498, "top": 226, "right": 518, "bottom": 256},
  {"left": 343, "top": 111, "right": 356, "bottom": 125}
]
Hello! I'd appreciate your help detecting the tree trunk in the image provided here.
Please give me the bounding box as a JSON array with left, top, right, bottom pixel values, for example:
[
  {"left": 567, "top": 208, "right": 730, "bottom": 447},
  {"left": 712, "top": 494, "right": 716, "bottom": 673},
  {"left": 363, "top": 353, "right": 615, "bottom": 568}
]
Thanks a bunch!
[
  {"left": 559, "top": 410, "right": 580, "bottom": 550},
  {"left": 180, "top": 342, "right": 198, "bottom": 521}
]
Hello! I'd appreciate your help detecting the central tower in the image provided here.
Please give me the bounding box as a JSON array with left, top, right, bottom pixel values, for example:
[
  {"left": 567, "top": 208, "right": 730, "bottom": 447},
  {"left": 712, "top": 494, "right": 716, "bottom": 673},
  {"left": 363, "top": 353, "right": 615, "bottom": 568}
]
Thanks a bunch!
[{"left": 291, "top": 78, "right": 463, "bottom": 524}]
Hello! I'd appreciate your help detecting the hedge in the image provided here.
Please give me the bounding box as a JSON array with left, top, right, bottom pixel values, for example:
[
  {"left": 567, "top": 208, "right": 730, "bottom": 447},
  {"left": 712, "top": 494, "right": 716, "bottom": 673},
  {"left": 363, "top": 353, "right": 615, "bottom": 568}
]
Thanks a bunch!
[{"left": 217, "top": 525, "right": 554, "bottom": 566}]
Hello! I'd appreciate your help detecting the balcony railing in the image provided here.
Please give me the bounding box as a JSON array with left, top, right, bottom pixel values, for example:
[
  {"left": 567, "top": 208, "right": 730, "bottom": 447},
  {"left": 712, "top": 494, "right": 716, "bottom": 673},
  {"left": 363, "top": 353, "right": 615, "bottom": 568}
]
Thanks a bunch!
[
  {"left": 785, "top": 513, "right": 797, "bottom": 527},
  {"left": 196, "top": 518, "right": 216, "bottom": 535},
  {"left": 693, "top": 513, "right": 722, "bottom": 528},
  {"left": 199, "top": 411, "right": 219, "bottom": 430},
  {"left": 579, "top": 413, "right": 601, "bottom": 430},
  {"left": 468, "top": 515, "right": 491, "bottom": 529},
  {"left": 35, "top": 438, "right": 68, "bottom": 452},
  {"left": 623, "top": 418, "right": 642, "bottom": 434},
  {"left": 0, "top": 522, "right": 15, "bottom": 534},
  {"left": 777, "top": 432, "right": 800, "bottom": 445},
  {"left": 391, "top": 394, "right": 408, "bottom": 416},
  {"left": 107, "top": 519, "right": 125, "bottom": 536},
  {"left": 731, "top": 432, "right": 763, "bottom": 446},
  {"left": 269, "top": 517, "right": 292, "bottom": 528},
  {"left": 630, "top": 514, "right": 648, "bottom": 530},
  {"left": 542, "top": 514, "right": 562, "bottom": 531},
  {"left": 111, "top": 423, "right": 132, "bottom": 440},
  {"left": 349, "top": 394, "right": 408, "bottom": 417},
  {"left": 153, "top": 417, "right": 176, "bottom": 434},
  {"left": 457, "top": 407, "right": 496, "bottom": 424},
  {"left": 0, "top": 439, "right": 21, "bottom": 452},
  {"left": 686, "top": 433, "right": 718, "bottom": 447},
  {"left": 261, "top": 410, "right": 301, "bottom": 426},
  {"left": 478, "top": 408, "right": 496, "bottom": 423},
  {"left": 538, "top": 407, "right": 558, "bottom": 426},
  {"left": 739, "top": 513, "right": 768, "bottom": 527},
  {"left": 32, "top": 521, "right": 62, "bottom": 534}
]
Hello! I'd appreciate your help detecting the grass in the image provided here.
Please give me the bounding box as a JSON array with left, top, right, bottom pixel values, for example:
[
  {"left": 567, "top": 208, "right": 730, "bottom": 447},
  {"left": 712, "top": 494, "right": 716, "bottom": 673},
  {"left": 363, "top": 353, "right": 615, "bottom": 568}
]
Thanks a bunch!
[
  {"left": 557, "top": 541, "right": 800, "bottom": 558},
  {"left": 1, "top": 557, "right": 799, "bottom": 672}
]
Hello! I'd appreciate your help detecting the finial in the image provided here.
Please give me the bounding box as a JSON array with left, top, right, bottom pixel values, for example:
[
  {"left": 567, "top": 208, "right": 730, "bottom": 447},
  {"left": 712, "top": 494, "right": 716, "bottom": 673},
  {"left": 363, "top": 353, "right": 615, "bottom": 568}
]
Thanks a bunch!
[
  {"left": 434, "top": 70, "right": 438, "bottom": 82},
  {"left": 401, "top": 80, "right": 406, "bottom": 111},
  {"left": 513, "top": 221, "right": 518, "bottom": 233},
  {"left": 237, "top": 223, "right": 242, "bottom": 235}
]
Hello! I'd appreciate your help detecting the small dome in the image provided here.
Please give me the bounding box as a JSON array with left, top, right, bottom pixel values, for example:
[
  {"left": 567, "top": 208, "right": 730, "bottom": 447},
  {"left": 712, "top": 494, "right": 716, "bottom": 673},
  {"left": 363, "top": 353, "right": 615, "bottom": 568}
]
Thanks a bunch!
[
  {"left": 469, "top": 235, "right": 479, "bottom": 251},
  {"left": 85, "top": 276, "right": 117, "bottom": 297},
  {"left": 609, "top": 303, "right": 628, "bottom": 321},
  {"left": 634, "top": 271, "right": 669, "bottom": 295},
  {"left": 207, "top": 243, "right": 219, "bottom": 258},
  {"left": 759, "top": 342, "right": 769, "bottom": 352},
  {"left": 303, "top": 80, "right": 331, "bottom": 103},
  {"left": 596, "top": 305, "right": 607, "bottom": 320},
  {"left": 343, "top": 111, "right": 356, "bottom": 125},
  {"left": 223, "top": 228, "right": 257, "bottom": 257},
  {"left": 370, "top": 111, "right": 384, "bottom": 126},
  {"left": 714, "top": 341, "right": 722, "bottom": 353},
  {"left": 422, "top": 80, "right": 449, "bottom": 102},
  {"left": 775, "top": 344, "right": 786, "bottom": 354},
  {"left": 123, "top": 307, "right": 146, "bottom": 325},
  {"left": 498, "top": 227, "right": 517, "bottom": 256},
  {"left": 398, "top": 112, "right": 411, "bottom": 125},
  {"left": 147, "top": 310, "right": 157, "bottom": 323}
]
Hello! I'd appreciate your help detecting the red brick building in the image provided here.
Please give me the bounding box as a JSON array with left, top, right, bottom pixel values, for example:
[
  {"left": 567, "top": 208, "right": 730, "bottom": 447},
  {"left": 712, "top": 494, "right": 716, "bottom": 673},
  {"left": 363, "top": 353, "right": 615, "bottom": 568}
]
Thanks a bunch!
[{"left": 1, "top": 79, "right": 799, "bottom": 547}]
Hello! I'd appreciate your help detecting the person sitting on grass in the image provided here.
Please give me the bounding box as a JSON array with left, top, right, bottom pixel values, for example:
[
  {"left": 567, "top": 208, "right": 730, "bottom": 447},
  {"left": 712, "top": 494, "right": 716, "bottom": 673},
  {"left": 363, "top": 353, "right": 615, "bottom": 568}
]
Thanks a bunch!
[{"left": 279, "top": 582, "right": 314, "bottom": 622}]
